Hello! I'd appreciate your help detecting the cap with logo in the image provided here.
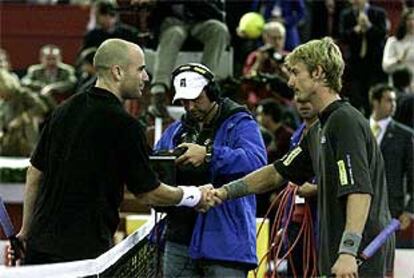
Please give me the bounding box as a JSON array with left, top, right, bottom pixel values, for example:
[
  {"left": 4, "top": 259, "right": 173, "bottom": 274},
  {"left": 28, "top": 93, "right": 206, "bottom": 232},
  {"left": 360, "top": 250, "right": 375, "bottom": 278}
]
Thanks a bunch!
[{"left": 172, "top": 71, "right": 210, "bottom": 103}]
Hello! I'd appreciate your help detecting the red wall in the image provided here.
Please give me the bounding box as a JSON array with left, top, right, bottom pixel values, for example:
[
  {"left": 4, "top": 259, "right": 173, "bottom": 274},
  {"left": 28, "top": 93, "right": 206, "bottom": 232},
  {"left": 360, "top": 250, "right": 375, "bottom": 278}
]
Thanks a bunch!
[{"left": 0, "top": 4, "right": 90, "bottom": 71}]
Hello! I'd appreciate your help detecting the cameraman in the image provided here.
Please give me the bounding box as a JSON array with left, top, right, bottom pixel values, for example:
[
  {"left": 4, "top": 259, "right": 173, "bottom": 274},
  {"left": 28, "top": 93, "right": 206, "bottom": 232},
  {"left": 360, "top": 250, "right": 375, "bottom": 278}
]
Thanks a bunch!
[
  {"left": 243, "top": 21, "right": 289, "bottom": 81},
  {"left": 155, "top": 63, "right": 267, "bottom": 277}
]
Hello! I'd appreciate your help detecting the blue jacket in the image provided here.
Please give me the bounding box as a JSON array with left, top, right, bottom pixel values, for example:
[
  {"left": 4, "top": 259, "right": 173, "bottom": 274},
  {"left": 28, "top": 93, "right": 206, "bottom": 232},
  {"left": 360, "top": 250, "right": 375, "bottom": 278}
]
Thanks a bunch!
[{"left": 156, "top": 103, "right": 267, "bottom": 267}]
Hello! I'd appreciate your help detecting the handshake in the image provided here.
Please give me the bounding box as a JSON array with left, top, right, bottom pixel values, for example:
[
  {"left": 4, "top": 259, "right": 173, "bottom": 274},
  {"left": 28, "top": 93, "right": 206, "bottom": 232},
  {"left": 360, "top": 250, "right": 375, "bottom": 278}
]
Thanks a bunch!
[{"left": 193, "top": 184, "right": 228, "bottom": 213}]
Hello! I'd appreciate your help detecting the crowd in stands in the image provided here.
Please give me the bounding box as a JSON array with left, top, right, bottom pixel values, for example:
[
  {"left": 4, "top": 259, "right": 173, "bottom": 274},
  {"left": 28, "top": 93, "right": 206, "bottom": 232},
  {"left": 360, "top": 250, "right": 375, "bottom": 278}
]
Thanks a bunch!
[{"left": 1, "top": 0, "right": 413, "bottom": 247}]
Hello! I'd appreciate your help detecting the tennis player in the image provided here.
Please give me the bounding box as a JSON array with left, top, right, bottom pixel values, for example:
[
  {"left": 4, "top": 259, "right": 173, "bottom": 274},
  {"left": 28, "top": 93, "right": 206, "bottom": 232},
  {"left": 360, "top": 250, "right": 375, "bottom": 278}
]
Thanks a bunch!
[
  {"left": 11, "top": 39, "right": 215, "bottom": 265},
  {"left": 213, "top": 37, "right": 395, "bottom": 277}
]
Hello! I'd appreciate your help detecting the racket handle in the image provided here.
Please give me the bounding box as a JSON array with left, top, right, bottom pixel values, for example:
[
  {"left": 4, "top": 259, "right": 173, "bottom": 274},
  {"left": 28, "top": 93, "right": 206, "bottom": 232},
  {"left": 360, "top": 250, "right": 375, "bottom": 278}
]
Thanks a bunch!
[{"left": 360, "top": 219, "right": 400, "bottom": 261}]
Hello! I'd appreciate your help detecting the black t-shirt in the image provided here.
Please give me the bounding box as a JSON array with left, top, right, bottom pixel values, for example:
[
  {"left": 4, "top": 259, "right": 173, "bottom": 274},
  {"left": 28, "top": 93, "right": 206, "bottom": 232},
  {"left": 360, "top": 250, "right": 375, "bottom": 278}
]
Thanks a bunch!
[
  {"left": 274, "top": 100, "right": 393, "bottom": 276},
  {"left": 28, "top": 87, "right": 160, "bottom": 261}
]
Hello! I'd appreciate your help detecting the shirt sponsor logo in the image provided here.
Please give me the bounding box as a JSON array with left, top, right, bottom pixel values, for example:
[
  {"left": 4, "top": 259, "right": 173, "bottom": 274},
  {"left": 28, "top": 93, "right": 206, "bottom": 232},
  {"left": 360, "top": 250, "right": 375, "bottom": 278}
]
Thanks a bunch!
[
  {"left": 321, "top": 135, "right": 326, "bottom": 144},
  {"left": 337, "top": 160, "right": 349, "bottom": 186},
  {"left": 283, "top": 147, "right": 302, "bottom": 166},
  {"left": 346, "top": 154, "right": 355, "bottom": 185}
]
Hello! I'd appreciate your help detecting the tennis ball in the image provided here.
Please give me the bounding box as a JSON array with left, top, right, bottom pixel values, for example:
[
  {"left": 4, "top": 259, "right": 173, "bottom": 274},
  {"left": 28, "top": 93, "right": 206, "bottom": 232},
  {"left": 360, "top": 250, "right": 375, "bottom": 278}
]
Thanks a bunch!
[{"left": 238, "top": 12, "right": 265, "bottom": 39}]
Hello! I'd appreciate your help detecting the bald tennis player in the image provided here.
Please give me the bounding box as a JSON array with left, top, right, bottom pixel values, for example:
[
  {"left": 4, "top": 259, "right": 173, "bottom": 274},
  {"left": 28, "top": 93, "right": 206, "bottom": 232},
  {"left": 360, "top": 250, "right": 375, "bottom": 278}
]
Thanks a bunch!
[{"left": 12, "top": 39, "right": 214, "bottom": 265}]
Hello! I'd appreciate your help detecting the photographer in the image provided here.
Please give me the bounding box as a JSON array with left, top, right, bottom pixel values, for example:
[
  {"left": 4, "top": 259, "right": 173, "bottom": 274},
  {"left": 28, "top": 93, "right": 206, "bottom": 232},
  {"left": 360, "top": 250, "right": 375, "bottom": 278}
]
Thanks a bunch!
[
  {"left": 243, "top": 21, "right": 289, "bottom": 81},
  {"left": 155, "top": 63, "right": 267, "bottom": 277},
  {"left": 241, "top": 21, "right": 294, "bottom": 110}
]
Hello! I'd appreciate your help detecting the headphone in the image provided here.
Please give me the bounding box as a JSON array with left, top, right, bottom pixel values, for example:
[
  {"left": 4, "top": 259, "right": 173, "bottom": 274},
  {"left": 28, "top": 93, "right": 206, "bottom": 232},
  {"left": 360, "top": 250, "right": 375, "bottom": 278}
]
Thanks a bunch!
[{"left": 171, "top": 63, "right": 221, "bottom": 102}]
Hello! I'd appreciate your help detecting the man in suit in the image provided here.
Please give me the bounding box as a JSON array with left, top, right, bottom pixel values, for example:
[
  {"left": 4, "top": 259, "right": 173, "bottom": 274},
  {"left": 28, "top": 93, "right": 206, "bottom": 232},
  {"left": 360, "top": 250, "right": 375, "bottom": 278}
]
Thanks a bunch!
[
  {"left": 369, "top": 83, "right": 414, "bottom": 247},
  {"left": 339, "top": 0, "right": 388, "bottom": 116}
]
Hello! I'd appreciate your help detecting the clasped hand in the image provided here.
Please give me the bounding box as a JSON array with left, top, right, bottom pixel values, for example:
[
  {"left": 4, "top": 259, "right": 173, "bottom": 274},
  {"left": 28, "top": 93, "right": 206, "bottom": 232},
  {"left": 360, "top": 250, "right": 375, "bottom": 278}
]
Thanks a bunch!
[{"left": 195, "top": 185, "right": 228, "bottom": 213}]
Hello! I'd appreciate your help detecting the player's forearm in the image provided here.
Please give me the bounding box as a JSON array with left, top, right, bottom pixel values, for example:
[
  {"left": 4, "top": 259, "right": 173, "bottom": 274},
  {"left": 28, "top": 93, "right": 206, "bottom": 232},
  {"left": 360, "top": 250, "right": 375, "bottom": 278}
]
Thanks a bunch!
[
  {"left": 245, "top": 165, "right": 285, "bottom": 194},
  {"left": 336, "top": 193, "right": 371, "bottom": 256},
  {"left": 140, "top": 183, "right": 183, "bottom": 206},
  {"left": 222, "top": 165, "right": 286, "bottom": 200},
  {"left": 344, "top": 193, "right": 372, "bottom": 234},
  {"left": 20, "top": 166, "right": 42, "bottom": 238}
]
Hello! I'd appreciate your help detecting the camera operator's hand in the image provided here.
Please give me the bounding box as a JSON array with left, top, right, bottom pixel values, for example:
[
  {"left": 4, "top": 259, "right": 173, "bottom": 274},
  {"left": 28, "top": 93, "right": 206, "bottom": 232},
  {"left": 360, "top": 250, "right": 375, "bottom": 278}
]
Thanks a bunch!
[{"left": 175, "top": 143, "right": 207, "bottom": 167}]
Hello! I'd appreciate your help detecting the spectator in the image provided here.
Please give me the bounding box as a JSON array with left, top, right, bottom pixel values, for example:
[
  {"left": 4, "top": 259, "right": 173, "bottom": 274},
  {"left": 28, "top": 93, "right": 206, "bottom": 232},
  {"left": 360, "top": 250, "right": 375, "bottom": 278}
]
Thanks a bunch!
[
  {"left": 310, "top": 0, "right": 348, "bottom": 40},
  {"left": 256, "top": 98, "right": 293, "bottom": 162},
  {"left": 0, "top": 48, "right": 20, "bottom": 81},
  {"left": 382, "top": 8, "right": 414, "bottom": 90},
  {"left": 0, "top": 69, "right": 49, "bottom": 157},
  {"left": 284, "top": 95, "right": 319, "bottom": 277},
  {"left": 255, "top": 98, "right": 293, "bottom": 218},
  {"left": 339, "top": 0, "right": 388, "bottom": 115},
  {"left": 81, "top": 0, "right": 139, "bottom": 50},
  {"left": 369, "top": 84, "right": 414, "bottom": 247},
  {"left": 75, "top": 47, "right": 97, "bottom": 94},
  {"left": 392, "top": 67, "right": 414, "bottom": 128},
  {"left": 21, "top": 44, "right": 77, "bottom": 96},
  {"left": 155, "top": 63, "right": 266, "bottom": 277},
  {"left": 243, "top": 21, "right": 289, "bottom": 80},
  {"left": 141, "top": 0, "right": 230, "bottom": 117},
  {"left": 241, "top": 21, "right": 294, "bottom": 109}
]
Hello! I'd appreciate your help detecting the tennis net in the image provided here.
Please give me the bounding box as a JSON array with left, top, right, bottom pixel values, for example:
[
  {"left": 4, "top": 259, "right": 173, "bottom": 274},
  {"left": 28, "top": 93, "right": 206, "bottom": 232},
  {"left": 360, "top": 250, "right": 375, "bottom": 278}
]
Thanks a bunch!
[{"left": 0, "top": 216, "right": 163, "bottom": 278}]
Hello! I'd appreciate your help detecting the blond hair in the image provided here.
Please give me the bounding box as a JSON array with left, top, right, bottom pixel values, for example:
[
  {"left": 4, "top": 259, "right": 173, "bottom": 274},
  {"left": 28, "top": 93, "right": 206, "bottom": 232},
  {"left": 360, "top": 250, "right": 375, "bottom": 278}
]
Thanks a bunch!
[{"left": 285, "top": 37, "right": 344, "bottom": 92}]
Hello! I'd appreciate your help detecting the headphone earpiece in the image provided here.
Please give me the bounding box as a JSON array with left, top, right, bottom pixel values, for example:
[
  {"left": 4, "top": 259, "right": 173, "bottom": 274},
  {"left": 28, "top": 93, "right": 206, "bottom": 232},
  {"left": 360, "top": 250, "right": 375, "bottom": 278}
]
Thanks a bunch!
[{"left": 204, "top": 81, "right": 221, "bottom": 102}]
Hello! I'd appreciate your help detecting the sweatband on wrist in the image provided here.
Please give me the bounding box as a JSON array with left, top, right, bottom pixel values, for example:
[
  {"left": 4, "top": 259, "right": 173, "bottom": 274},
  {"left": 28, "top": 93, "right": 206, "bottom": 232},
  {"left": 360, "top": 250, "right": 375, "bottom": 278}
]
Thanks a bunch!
[
  {"left": 338, "top": 231, "right": 362, "bottom": 257},
  {"left": 176, "top": 186, "right": 202, "bottom": 207},
  {"left": 223, "top": 179, "right": 249, "bottom": 200}
]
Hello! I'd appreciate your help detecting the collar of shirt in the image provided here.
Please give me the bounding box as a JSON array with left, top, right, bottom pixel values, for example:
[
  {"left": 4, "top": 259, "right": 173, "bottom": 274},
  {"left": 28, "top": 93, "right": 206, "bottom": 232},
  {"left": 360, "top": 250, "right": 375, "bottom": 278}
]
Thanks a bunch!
[
  {"left": 318, "top": 99, "right": 346, "bottom": 126},
  {"left": 370, "top": 116, "right": 391, "bottom": 131},
  {"left": 89, "top": 86, "right": 123, "bottom": 106},
  {"left": 370, "top": 116, "right": 391, "bottom": 144}
]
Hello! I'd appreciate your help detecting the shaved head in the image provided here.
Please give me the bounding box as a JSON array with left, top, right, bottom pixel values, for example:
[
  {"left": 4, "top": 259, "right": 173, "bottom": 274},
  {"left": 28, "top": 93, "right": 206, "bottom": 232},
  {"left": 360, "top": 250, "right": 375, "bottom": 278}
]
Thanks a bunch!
[
  {"left": 94, "top": 39, "right": 141, "bottom": 76},
  {"left": 93, "top": 38, "right": 148, "bottom": 100}
]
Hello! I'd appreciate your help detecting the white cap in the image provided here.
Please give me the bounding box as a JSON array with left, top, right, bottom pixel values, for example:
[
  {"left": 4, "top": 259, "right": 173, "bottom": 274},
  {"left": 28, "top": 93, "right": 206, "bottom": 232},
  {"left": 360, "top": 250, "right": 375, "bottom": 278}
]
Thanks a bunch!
[{"left": 172, "top": 71, "right": 209, "bottom": 103}]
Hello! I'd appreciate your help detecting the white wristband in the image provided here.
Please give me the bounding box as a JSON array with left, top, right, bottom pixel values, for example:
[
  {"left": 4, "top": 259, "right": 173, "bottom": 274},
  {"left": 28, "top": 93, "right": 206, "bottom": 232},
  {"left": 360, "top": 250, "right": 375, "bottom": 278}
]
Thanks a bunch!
[{"left": 176, "top": 186, "right": 202, "bottom": 207}]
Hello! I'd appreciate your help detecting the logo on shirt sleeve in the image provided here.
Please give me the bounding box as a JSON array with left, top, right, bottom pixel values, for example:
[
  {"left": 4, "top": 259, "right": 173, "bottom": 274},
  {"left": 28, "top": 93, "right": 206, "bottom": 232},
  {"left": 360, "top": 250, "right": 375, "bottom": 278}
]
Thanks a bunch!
[
  {"left": 283, "top": 147, "right": 302, "bottom": 166},
  {"left": 337, "top": 160, "right": 349, "bottom": 186}
]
